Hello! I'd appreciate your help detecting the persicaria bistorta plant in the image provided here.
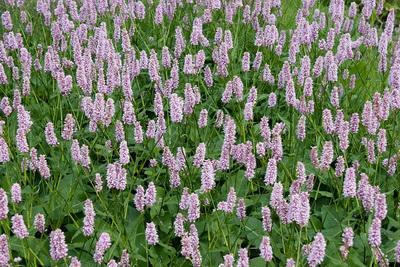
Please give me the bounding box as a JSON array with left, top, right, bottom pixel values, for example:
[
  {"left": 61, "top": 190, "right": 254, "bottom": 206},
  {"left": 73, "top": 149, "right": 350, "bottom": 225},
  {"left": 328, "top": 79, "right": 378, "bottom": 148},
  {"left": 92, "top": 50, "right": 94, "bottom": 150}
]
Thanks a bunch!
[{"left": 0, "top": 0, "right": 399, "bottom": 266}]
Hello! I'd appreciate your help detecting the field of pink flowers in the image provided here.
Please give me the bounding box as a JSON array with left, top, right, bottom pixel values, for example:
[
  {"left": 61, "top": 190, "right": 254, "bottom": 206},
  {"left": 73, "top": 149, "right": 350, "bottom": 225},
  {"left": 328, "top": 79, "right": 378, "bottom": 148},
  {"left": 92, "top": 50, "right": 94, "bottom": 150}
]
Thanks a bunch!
[{"left": 1, "top": 0, "right": 400, "bottom": 266}]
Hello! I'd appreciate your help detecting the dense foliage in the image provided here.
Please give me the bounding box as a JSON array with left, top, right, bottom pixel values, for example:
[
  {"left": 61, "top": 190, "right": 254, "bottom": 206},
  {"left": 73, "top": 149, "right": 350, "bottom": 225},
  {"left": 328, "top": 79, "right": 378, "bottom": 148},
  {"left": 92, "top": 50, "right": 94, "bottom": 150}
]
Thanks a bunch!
[{"left": 0, "top": 0, "right": 400, "bottom": 266}]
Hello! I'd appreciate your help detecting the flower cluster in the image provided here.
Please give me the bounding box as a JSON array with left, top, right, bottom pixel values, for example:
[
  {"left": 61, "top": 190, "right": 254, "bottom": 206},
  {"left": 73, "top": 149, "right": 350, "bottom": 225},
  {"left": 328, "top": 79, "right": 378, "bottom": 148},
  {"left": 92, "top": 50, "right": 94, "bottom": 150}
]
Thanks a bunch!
[{"left": 0, "top": 0, "right": 399, "bottom": 266}]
